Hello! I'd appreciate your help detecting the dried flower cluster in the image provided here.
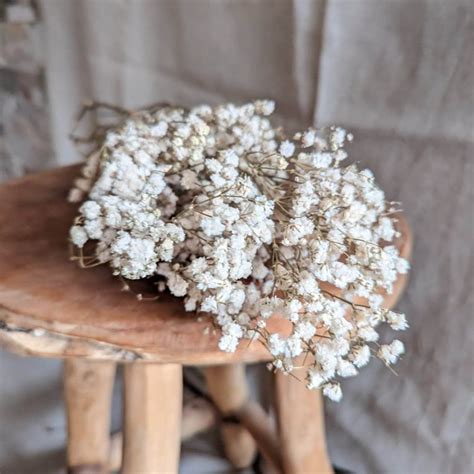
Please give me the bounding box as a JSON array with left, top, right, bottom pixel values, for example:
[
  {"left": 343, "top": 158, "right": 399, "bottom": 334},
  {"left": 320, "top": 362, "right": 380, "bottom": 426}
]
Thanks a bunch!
[{"left": 69, "top": 100, "right": 409, "bottom": 401}]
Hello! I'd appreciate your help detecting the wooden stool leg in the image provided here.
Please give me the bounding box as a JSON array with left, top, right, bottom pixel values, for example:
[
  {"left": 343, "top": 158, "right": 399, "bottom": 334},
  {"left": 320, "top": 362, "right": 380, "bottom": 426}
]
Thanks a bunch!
[
  {"left": 274, "top": 372, "right": 333, "bottom": 474},
  {"left": 64, "top": 358, "right": 116, "bottom": 473},
  {"left": 122, "top": 363, "right": 182, "bottom": 474},
  {"left": 203, "top": 364, "right": 257, "bottom": 469}
]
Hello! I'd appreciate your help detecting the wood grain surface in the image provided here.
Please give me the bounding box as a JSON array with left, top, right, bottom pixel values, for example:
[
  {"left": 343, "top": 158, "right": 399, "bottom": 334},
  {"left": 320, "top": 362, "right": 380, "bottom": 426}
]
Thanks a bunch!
[{"left": 0, "top": 165, "right": 411, "bottom": 365}]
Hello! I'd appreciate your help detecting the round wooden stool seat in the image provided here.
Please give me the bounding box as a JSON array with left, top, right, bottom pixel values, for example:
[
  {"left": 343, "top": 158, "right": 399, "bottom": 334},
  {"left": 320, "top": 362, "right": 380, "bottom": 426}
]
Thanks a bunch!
[
  {"left": 0, "top": 165, "right": 412, "bottom": 365},
  {"left": 0, "top": 165, "right": 288, "bottom": 365},
  {"left": 0, "top": 165, "right": 412, "bottom": 474}
]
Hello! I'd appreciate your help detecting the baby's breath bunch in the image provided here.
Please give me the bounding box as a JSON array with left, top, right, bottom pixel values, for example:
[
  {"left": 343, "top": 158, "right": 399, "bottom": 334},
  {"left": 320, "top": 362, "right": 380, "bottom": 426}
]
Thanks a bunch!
[{"left": 69, "top": 100, "right": 409, "bottom": 401}]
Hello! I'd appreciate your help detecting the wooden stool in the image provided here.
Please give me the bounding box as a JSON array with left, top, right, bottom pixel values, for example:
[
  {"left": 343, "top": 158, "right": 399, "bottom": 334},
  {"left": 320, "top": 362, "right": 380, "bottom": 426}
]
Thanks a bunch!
[{"left": 0, "top": 166, "right": 412, "bottom": 473}]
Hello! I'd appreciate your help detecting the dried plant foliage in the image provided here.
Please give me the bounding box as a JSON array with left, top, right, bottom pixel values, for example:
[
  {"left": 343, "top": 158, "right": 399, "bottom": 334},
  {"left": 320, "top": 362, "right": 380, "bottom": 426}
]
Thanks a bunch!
[{"left": 70, "top": 101, "right": 409, "bottom": 401}]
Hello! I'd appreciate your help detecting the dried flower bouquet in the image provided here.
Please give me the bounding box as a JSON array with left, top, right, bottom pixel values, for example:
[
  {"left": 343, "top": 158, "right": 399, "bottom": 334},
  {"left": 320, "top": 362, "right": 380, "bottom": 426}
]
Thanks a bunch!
[{"left": 69, "top": 100, "right": 409, "bottom": 401}]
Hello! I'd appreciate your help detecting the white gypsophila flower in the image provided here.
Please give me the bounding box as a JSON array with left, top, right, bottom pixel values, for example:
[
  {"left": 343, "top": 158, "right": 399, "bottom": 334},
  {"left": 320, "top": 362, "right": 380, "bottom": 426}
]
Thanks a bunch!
[
  {"left": 349, "top": 345, "right": 371, "bottom": 368},
  {"left": 337, "top": 359, "right": 358, "bottom": 378},
  {"left": 386, "top": 311, "right": 409, "bottom": 331},
  {"left": 322, "top": 382, "right": 343, "bottom": 402},
  {"left": 279, "top": 140, "right": 295, "bottom": 158},
  {"left": 167, "top": 272, "right": 189, "bottom": 297},
  {"left": 218, "top": 334, "right": 239, "bottom": 352},
  {"left": 377, "top": 339, "right": 405, "bottom": 365},
  {"left": 69, "top": 100, "right": 409, "bottom": 401},
  {"left": 255, "top": 99, "right": 275, "bottom": 116},
  {"left": 301, "top": 129, "right": 316, "bottom": 148},
  {"left": 70, "top": 225, "right": 88, "bottom": 248},
  {"left": 390, "top": 339, "right": 405, "bottom": 356},
  {"left": 80, "top": 201, "right": 101, "bottom": 220},
  {"left": 307, "top": 368, "right": 326, "bottom": 390},
  {"left": 295, "top": 321, "right": 316, "bottom": 341},
  {"left": 201, "top": 216, "right": 225, "bottom": 237}
]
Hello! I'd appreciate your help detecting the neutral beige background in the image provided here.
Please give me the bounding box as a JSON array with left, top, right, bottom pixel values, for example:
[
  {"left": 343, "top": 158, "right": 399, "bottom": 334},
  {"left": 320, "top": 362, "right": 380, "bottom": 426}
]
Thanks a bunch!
[{"left": 1, "top": 0, "right": 473, "bottom": 472}]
